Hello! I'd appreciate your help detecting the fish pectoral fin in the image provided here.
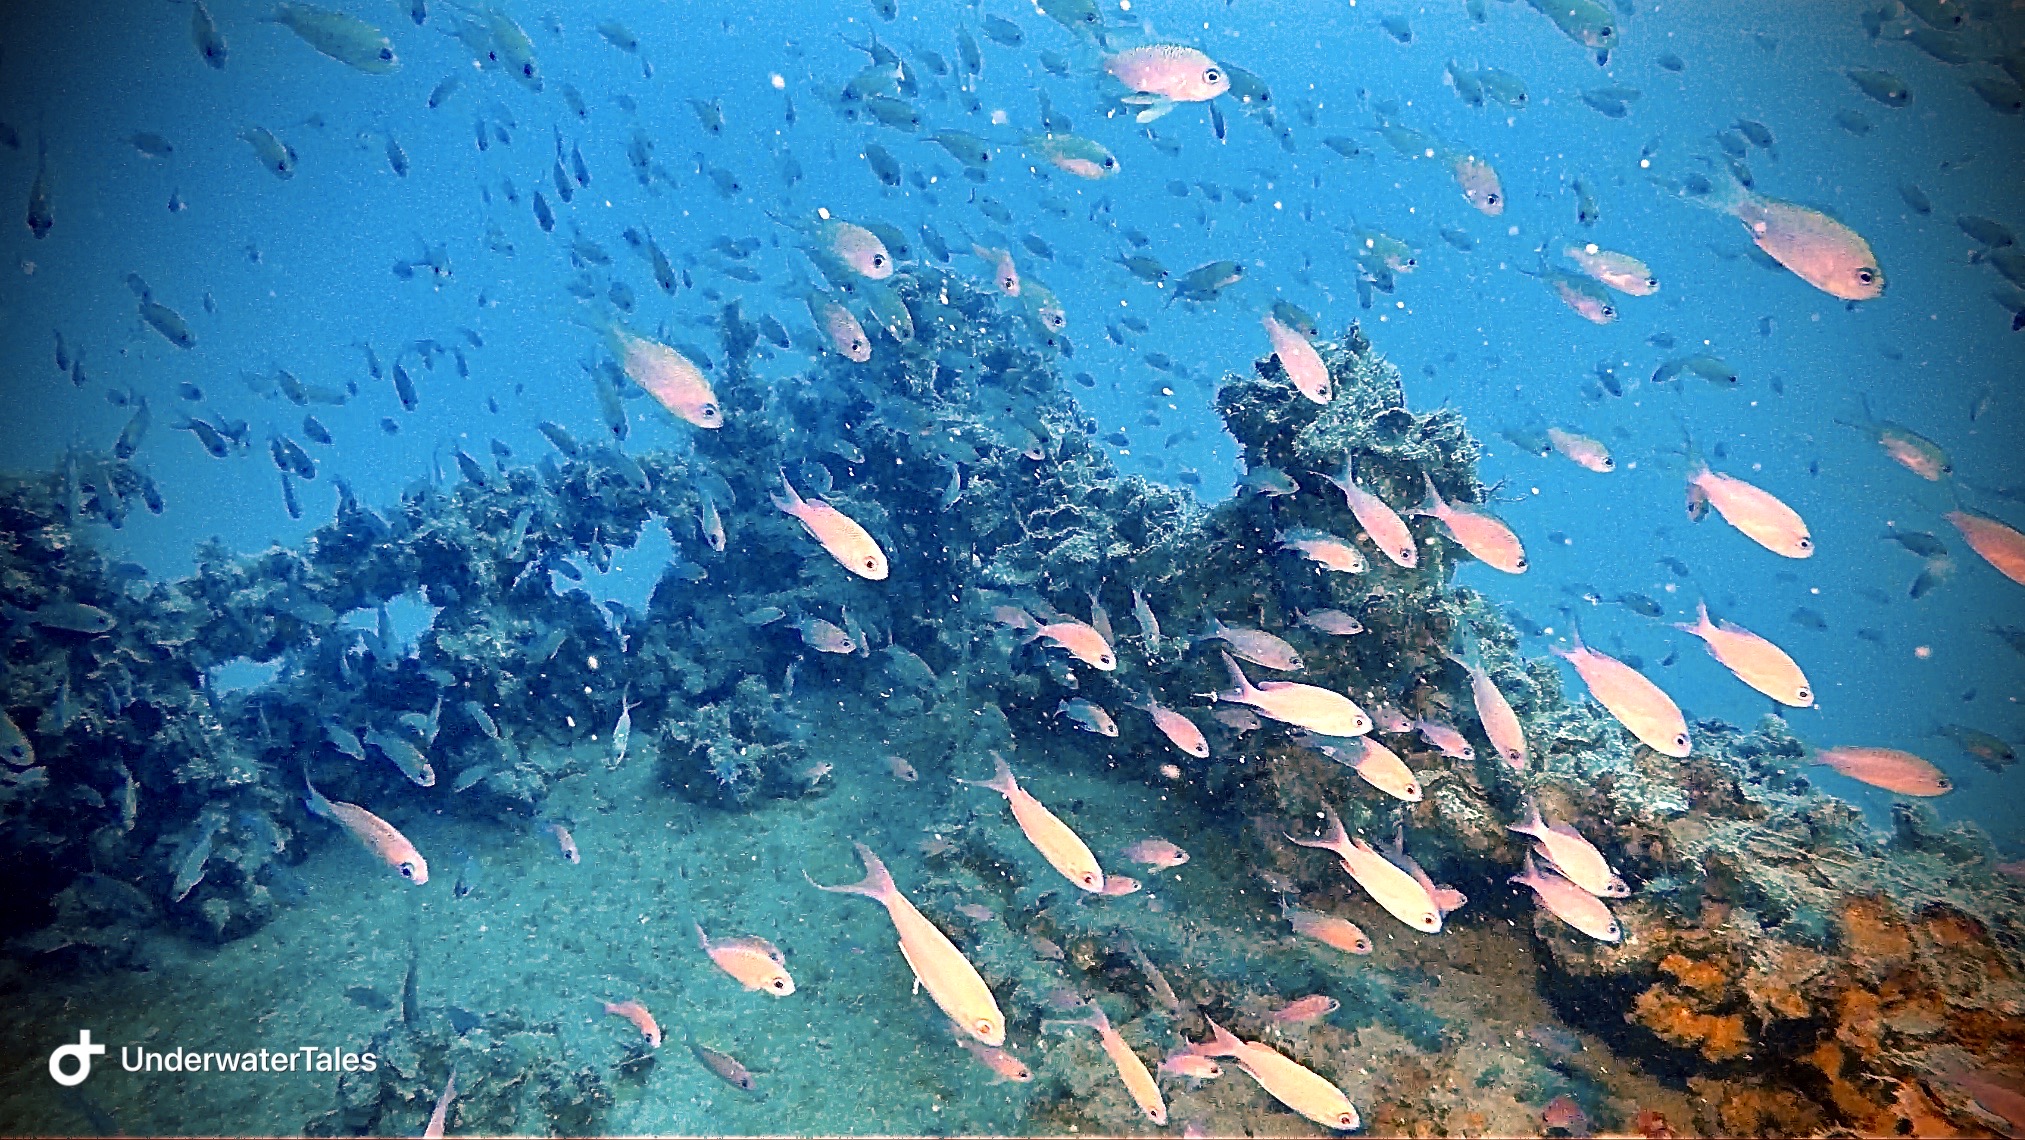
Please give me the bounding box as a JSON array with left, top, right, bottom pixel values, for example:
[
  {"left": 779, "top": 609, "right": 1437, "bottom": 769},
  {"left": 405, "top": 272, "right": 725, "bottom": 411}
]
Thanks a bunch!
[{"left": 1133, "top": 99, "right": 1177, "bottom": 124}]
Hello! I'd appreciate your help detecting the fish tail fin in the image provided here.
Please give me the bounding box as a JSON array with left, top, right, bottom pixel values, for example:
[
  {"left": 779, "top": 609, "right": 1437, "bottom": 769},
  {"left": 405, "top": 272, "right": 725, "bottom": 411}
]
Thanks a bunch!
[
  {"left": 1514, "top": 797, "right": 1545, "bottom": 838},
  {"left": 962, "top": 751, "right": 1018, "bottom": 796},
  {"left": 302, "top": 765, "right": 336, "bottom": 822},
  {"left": 693, "top": 922, "right": 711, "bottom": 952},
  {"left": 837, "top": 841, "right": 898, "bottom": 901},
  {"left": 1197, "top": 1016, "right": 1243, "bottom": 1058},
  {"left": 1408, "top": 471, "right": 1445, "bottom": 518},
  {"left": 1508, "top": 849, "right": 1538, "bottom": 886},
  {"left": 1217, "top": 651, "right": 1254, "bottom": 699},
  {"left": 770, "top": 469, "right": 800, "bottom": 515}
]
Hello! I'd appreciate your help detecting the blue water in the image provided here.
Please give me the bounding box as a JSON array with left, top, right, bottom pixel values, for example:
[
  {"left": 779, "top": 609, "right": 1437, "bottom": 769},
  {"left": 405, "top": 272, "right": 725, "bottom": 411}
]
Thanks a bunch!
[{"left": 1, "top": 0, "right": 2021, "bottom": 1133}]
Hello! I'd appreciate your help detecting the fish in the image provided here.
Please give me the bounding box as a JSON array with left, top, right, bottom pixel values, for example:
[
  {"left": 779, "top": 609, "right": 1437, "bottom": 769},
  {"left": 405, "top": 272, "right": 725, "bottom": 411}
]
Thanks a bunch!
[
  {"left": 1281, "top": 898, "right": 1373, "bottom": 954},
  {"left": 1131, "top": 588, "right": 1161, "bottom": 642},
  {"left": 1945, "top": 510, "right": 2025, "bottom": 586},
  {"left": 1508, "top": 800, "right": 1627, "bottom": 898},
  {"left": 1414, "top": 718, "right": 1475, "bottom": 762},
  {"left": 1261, "top": 315, "right": 1332, "bottom": 404},
  {"left": 808, "top": 843, "right": 1006, "bottom": 1046},
  {"left": 1685, "top": 458, "right": 1812, "bottom": 558},
  {"left": 363, "top": 728, "right": 435, "bottom": 787},
  {"left": 1552, "top": 628, "right": 1691, "bottom": 758},
  {"left": 303, "top": 772, "right": 427, "bottom": 884},
  {"left": 264, "top": 3, "right": 399, "bottom": 73},
  {"left": 1103, "top": 45, "right": 1231, "bottom": 123},
  {"left": 886, "top": 754, "right": 918, "bottom": 781},
  {"left": 1679, "top": 165, "right": 1883, "bottom": 300},
  {"left": 1044, "top": 1004, "right": 1165, "bottom": 1125},
  {"left": 1195, "top": 615, "right": 1302, "bottom": 671},
  {"left": 421, "top": 1068, "right": 457, "bottom": 1139},
  {"left": 6, "top": 602, "right": 115, "bottom": 634},
  {"left": 1836, "top": 395, "right": 1950, "bottom": 480},
  {"left": 544, "top": 822, "right": 579, "bottom": 864},
  {"left": 1812, "top": 746, "right": 1952, "bottom": 796},
  {"left": 1509, "top": 852, "right": 1622, "bottom": 942},
  {"left": 772, "top": 471, "right": 889, "bottom": 580},
  {"left": 1934, "top": 724, "right": 2015, "bottom": 771},
  {"left": 1122, "top": 839, "right": 1189, "bottom": 869},
  {"left": 1213, "top": 652, "right": 1371, "bottom": 737},
  {"left": 799, "top": 616, "right": 856, "bottom": 654},
  {"left": 1450, "top": 646, "right": 1527, "bottom": 770},
  {"left": 697, "top": 922, "right": 795, "bottom": 996},
  {"left": 1447, "top": 150, "right": 1504, "bottom": 215},
  {"left": 1025, "top": 133, "right": 1118, "bottom": 179},
  {"left": 1674, "top": 601, "right": 1814, "bottom": 707},
  {"left": 1563, "top": 244, "right": 1658, "bottom": 296},
  {"left": 1135, "top": 697, "right": 1208, "bottom": 758},
  {"left": 191, "top": 1, "right": 228, "bottom": 68},
  {"left": 0, "top": 710, "right": 32, "bottom": 767},
  {"left": 958, "top": 753, "right": 1106, "bottom": 893},
  {"left": 1193, "top": 1017, "right": 1360, "bottom": 1131},
  {"left": 238, "top": 126, "right": 297, "bottom": 179},
  {"left": 953, "top": 1026, "right": 1033, "bottom": 1083},
  {"left": 687, "top": 1033, "right": 755, "bottom": 1091},
  {"left": 1545, "top": 428, "right": 1614, "bottom": 473},
  {"left": 997, "top": 606, "right": 1116, "bottom": 669},
  {"left": 1160, "top": 1051, "right": 1222, "bottom": 1080},
  {"left": 1057, "top": 698, "right": 1118, "bottom": 737},
  {"left": 1847, "top": 67, "right": 1910, "bottom": 105},
  {"left": 1322, "top": 459, "right": 1419, "bottom": 567},
  {"left": 1271, "top": 995, "right": 1341, "bottom": 1024},
  {"left": 604, "top": 1000, "right": 661, "bottom": 1048},
  {"left": 595, "top": 320, "right": 721, "bottom": 429},
  {"left": 1411, "top": 474, "right": 1527, "bottom": 573},
  {"left": 1298, "top": 610, "right": 1365, "bottom": 636},
  {"left": 1278, "top": 527, "right": 1369, "bottom": 574},
  {"left": 1287, "top": 802, "right": 1441, "bottom": 932},
  {"left": 1328, "top": 735, "right": 1422, "bottom": 802}
]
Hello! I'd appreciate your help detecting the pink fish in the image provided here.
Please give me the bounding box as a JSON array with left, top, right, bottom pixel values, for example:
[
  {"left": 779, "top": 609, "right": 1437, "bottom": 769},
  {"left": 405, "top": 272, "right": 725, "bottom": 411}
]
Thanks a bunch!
[
  {"left": 1269, "top": 994, "right": 1340, "bottom": 1023},
  {"left": 1322, "top": 458, "right": 1418, "bottom": 568},
  {"left": 1411, "top": 474, "right": 1526, "bottom": 573},
  {"left": 1509, "top": 852, "right": 1621, "bottom": 942},
  {"left": 1135, "top": 697, "right": 1209, "bottom": 758},
  {"left": 1414, "top": 718, "right": 1476, "bottom": 762},
  {"left": 1122, "top": 838, "right": 1189, "bottom": 869}
]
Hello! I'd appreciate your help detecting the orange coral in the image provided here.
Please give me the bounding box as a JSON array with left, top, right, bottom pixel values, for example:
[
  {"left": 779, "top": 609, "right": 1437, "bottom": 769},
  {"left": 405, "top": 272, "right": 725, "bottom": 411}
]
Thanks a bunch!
[
  {"left": 1659, "top": 952, "right": 1728, "bottom": 996},
  {"left": 1840, "top": 895, "right": 1914, "bottom": 974},
  {"left": 1633, "top": 985, "right": 1750, "bottom": 1061}
]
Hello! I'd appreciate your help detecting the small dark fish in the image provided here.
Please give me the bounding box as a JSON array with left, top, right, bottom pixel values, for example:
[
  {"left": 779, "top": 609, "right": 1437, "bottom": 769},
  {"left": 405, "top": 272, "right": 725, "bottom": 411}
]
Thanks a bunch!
[
  {"left": 1847, "top": 68, "right": 1910, "bottom": 106},
  {"left": 1883, "top": 529, "right": 1948, "bottom": 558},
  {"left": 1788, "top": 607, "right": 1828, "bottom": 631},
  {"left": 344, "top": 986, "right": 393, "bottom": 1012},
  {"left": 689, "top": 1034, "right": 758, "bottom": 1092},
  {"left": 1381, "top": 14, "right": 1412, "bottom": 42},
  {"left": 1898, "top": 183, "right": 1931, "bottom": 215}
]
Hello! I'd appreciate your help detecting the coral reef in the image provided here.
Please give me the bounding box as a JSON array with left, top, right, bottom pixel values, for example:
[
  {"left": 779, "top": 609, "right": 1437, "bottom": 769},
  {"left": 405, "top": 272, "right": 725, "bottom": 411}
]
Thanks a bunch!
[{"left": 6, "top": 266, "right": 2023, "bottom": 1136}]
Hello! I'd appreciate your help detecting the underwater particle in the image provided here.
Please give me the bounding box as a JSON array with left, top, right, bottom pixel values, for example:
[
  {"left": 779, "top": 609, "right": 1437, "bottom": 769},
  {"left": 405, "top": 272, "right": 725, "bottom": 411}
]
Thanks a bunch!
[
  {"left": 958, "top": 753, "right": 1105, "bottom": 893},
  {"left": 1552, "top": 629, "right": 1691, "bottom": 757},
  {"left": 1193, "top": 1017, "right": 1360, "bottom": 1131},
  {"left": 1509, "top": 852, "right": 1621, "bottom": 942},
  {"left": 696, "top": 922, "right": 794, "bottom": 996},
  {"left": 809, "top": 843, "right": 1006, "bottom": 1046},
  {"left": 604, "top": 999, "right": 661, "bottom": 1048},
  {"left": 1811, "top": 746, "right": 1952, "bottom": 795}
]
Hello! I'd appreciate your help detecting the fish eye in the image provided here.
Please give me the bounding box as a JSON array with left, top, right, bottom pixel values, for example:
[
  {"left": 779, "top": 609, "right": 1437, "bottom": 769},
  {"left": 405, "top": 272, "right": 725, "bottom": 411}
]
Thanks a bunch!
[
  {"left": 1600, "top": 305, "right": 1617, "bottom": 319},
  {"left": 1797, "top": 537, "right": 1814, "bottom": 551},
  {"left": 1403, "top": 258, "right": 1418, "bottom": 270},
  {"left": 1601, "top": 25, "right": 1614, "bottom": 36},
  {"left": 1939, "top": 778, "right": 1953, "bottom": 790},
  {"left": 1856, "top": 268, "right": 1878, "bottom": 285},
  {"left": 864, "top": 557, "right": 878, "bottom": 569},
  {"left": 1340, "top": 1115, "right": 1357, "bottom": 1128},
  {"left": 1486, "top": 193, "right": 1501, "bottom": 207},
  {"left": 1797, "top": 687, "right": 1812, "bottom": 702},
  {"left": 400, "top": 862, "right": 418, "bottom": 879},
  {"left": 975, "top": 1018, "right": 996, "bottom": 1035},
  {"left": 1102, "top": 156, "right": 1117, "bottom": 169},
  {"left": 522, "top": 63, "right": 535, "bottom": 78},
  {"left": 702, "top": 403, "right": 720, "bottom": 419},
  {"left": 379, "top": 48, "right": 393, "bottom": 60},
  {"left": 772, "top": 978, "right": 788, "bottom": 991},
  {"left": 1514, "top": 557, "right": 1528, "bottom": 571},
  {"left": 1673, "top": 734, "right": 1689, "bottom": 750},
  {"left": 1204, "top": 68, "right": 1223, "bottom": 85}
]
